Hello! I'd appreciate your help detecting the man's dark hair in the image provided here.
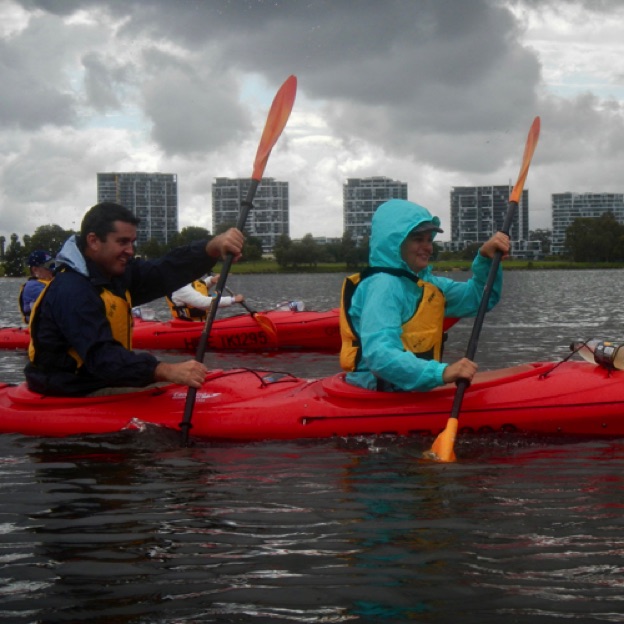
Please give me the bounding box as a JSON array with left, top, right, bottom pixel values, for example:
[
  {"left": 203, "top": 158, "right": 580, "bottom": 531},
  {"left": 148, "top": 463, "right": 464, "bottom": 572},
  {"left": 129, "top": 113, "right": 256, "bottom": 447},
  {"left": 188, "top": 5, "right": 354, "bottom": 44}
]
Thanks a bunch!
[{"left": 79, "top": 202, "right": 140, "bottom": 249}]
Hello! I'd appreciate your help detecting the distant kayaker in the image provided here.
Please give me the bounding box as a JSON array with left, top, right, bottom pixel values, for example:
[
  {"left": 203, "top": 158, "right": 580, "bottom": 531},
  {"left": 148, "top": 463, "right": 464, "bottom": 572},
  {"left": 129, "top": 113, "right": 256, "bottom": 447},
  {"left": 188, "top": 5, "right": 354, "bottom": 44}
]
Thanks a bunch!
[
  {"left": 19, "top": 250, "right": 56, "bottom": 325},
  {"left": 340, "top": 199, "right": 509, "bottom": 392},
  {"left": 166, "top": 273, "right": 245, "bottom": 321},
  {"left": 24, "top": 201, "right": 244, "bottom": 396}
]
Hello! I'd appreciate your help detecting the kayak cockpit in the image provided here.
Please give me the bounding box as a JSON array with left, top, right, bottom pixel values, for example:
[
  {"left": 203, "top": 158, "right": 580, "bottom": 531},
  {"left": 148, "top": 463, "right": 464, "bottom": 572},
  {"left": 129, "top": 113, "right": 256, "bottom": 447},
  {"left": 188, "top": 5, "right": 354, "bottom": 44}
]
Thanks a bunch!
[{"left": 320, "top": 362, "right": 553, "bottom": 401}]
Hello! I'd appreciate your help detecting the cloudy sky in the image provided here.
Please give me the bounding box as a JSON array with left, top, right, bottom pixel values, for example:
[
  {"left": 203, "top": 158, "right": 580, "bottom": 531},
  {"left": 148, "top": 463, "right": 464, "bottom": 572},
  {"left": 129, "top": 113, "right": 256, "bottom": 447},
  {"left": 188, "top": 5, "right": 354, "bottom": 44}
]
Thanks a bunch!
[{"left": 2, "top": 0, "right": 624, "bottom": 244}]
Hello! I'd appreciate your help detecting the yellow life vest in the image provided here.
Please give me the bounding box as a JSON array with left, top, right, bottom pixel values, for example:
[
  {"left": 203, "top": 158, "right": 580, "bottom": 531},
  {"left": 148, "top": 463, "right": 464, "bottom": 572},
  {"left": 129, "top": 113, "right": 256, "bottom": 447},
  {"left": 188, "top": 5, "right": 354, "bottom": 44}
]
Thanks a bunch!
[
  {"left": 166, "top": 279, "right": 209, "bottom": 321},
  {"left": 340, "top": 268, "right": 446, "bottom": 372},
  {"left": 28, "top": 280, "right": 133, "bottom": 368},
  {"left": 18, "top": 277, "right": 51, "bottom": 324}
]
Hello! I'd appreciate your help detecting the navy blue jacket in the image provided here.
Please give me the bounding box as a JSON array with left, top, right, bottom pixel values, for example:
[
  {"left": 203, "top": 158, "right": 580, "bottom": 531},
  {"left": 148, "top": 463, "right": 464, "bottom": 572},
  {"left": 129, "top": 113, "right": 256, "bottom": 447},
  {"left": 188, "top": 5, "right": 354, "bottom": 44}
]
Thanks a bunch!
[{"left": 25, "top": 236, "right": 219, "bottom": 396}]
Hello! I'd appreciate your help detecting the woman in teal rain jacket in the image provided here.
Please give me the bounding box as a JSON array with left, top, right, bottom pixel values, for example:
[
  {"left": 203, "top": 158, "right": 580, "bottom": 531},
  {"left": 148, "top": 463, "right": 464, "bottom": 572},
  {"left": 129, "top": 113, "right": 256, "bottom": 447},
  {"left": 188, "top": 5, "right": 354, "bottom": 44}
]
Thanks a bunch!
[{"left": 340, "top": 199, "right": 510, "bottom": 392}]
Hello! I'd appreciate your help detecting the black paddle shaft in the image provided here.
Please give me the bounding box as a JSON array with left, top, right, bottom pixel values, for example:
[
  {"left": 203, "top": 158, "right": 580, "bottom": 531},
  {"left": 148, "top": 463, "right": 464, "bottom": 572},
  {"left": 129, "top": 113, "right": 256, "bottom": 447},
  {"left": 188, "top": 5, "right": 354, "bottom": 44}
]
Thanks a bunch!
[
  {"left": 179, "top": 179, "right": 259, "bottom": 444},
  {"left": 450, "top": 200, "right": 517, "bottom": 418},
  {"left": 224, "top": 284, "right": 257, "bottom": 316}
]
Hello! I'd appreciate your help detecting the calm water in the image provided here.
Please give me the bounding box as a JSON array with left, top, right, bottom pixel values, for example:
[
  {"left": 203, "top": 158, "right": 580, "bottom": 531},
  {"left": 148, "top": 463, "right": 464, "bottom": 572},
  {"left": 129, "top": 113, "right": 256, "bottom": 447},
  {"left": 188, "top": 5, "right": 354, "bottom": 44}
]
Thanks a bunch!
[{"left": 1, "top": 270, "right": 624, "bottom": 623}]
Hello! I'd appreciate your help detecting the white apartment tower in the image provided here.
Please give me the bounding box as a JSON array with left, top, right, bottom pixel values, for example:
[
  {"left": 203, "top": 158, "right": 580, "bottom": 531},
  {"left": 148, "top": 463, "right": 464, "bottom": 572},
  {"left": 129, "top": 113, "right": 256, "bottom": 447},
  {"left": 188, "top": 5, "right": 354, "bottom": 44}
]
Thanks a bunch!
[{"left": 212, "top": 177, "right": 289, "bottom": 253}]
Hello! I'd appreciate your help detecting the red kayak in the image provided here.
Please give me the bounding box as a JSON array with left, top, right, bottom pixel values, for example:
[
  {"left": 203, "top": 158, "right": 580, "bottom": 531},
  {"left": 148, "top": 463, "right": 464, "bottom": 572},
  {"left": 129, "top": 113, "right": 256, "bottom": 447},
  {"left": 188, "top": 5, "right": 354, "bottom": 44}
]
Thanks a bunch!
[
  {"left": 0, "top": 309, "right": 342, "bottom": 352},
  {"left": 132, "top": 308, "right": 344, "bottom": 352},
  {"left": 0, "top": 310, "right": 459, "bottom": 353},
  {"left": 0, "top": 326, "right": 29, "bottom": 350},
  {"left": 1, "top": 359, "right": 623, "bottom": 440}
]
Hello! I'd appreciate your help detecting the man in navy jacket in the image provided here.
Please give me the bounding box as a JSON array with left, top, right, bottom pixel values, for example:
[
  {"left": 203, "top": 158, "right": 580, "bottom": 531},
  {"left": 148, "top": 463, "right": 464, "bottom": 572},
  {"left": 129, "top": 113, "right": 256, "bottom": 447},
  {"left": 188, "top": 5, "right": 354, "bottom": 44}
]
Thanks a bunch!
[{"left": 25, "top": 202, "right": 244, "bottom": 396}]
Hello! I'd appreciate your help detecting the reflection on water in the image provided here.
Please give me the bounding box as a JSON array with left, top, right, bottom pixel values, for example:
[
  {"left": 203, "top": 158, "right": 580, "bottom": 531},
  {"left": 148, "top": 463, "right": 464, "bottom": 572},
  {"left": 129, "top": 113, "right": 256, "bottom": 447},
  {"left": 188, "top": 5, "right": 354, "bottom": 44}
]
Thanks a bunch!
[
  {"left": 2, "top": 270, "right": 624, "bottom": 622},
  {"left": 3, "top": 432, "right": 624, "bottom": 623}
]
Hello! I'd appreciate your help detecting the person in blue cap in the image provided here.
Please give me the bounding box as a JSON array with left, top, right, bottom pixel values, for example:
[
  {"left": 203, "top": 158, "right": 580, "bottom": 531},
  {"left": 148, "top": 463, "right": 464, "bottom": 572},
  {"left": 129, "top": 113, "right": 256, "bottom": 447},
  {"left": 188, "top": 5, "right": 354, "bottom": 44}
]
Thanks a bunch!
[
  {"left": 339, "top": 199, "right": 510, "bottom": 392},
  {"left": 19, "top": 250, "right": 56, "bottom": 324}
]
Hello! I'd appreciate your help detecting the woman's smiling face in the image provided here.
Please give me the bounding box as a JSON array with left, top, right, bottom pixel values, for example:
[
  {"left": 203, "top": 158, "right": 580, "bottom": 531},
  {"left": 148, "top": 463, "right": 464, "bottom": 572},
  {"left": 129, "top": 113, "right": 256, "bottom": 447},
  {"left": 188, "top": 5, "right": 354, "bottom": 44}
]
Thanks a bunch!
[{"left": 400, "top": 231, "right": 434, "bottom": 273}]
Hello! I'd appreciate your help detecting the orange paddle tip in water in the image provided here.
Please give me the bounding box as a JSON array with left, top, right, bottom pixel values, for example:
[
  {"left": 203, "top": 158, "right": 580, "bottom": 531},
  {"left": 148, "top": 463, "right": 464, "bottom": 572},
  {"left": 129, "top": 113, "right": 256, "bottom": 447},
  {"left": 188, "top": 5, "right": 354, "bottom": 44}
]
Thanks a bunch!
[{"left": 422, "top": 418, "right": 458, "bottom": 463}]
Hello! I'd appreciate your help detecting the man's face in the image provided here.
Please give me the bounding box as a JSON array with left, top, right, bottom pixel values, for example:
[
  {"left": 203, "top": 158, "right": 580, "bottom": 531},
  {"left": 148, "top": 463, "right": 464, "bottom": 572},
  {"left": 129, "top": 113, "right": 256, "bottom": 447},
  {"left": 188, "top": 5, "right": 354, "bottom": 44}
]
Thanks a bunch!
[
  {"left": 85, "top": 220, "right": 137, "bottom": 279},
  {"left": 400, "top": 231, "right": 434, "bottom": 273}
]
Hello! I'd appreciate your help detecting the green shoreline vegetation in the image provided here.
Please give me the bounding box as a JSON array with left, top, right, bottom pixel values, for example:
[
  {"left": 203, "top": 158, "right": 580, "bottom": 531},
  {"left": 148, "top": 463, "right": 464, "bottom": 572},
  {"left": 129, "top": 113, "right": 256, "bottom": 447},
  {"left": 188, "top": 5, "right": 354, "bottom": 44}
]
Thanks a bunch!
[
  {"left": 3, "top": 215, "right": 624, "bottom": 276},
  {"left": 3, "top": 259, "right": 624, "bottom": 278},
  {"left": 224, "top": 259, "right": 624, "bottom": 274}
]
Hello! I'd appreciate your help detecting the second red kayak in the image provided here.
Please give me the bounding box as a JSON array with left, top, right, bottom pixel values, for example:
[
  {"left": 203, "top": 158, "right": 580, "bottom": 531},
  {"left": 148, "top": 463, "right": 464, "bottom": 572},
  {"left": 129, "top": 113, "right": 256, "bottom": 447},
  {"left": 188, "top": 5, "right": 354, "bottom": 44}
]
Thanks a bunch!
[
  {"left": 133, "top": 308, "right": 342, "bottom": 352},
  {"left": 0, "top": 308, "right": 342, "bottom": 352},
  {"left": 0, "top": 309, "right": 459, "bottom": 353}
]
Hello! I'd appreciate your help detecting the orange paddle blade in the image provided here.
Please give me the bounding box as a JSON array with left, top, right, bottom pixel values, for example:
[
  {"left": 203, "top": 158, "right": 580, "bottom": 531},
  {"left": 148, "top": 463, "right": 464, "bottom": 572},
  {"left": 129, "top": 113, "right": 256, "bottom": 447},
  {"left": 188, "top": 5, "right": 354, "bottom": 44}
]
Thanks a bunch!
[
  {"left": 509, "top": 116, "right": 540, "bottom": 204},
  {"left": 252, "top": 75, "right": 297, "bottom": 181},
  {"left": 423, "top": 418, "right": 458, "bottom": 463},
  {"left": 253, "top": 313, "right": 279, "bottom": 342}
]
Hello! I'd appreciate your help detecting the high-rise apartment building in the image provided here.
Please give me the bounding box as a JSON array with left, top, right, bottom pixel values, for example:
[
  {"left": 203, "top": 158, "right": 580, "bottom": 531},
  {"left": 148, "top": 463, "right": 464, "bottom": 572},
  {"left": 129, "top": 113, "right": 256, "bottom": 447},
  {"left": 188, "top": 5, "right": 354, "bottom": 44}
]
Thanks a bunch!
[
  {"left": 343, "top": 177, "right": 408, "bottom": 244},
  {"left": 212, "top": 177, "right": 289, "bottom": 253},
  {"left": 448, "top": 185, "right": 540, "bottom": 258},
  {"left": 450, "top": 185, "right": 528, "bottom": 245},
  {"left": 551, "top": 192, "right": 624, "bottom": 255},
  {"left": 97, "top": 172, "right": 178, "bottom": 247}
]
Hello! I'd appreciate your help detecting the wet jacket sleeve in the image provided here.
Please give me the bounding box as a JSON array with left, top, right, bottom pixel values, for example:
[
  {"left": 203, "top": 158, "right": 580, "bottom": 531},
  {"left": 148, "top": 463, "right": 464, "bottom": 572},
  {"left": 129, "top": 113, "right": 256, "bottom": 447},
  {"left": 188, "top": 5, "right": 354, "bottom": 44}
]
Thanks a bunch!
[
  {"left": 128, "top": 240, "right": 220, "bottom": 306},
  {"left": 171, "top": 283, "right": 213, "bottom": 308},
  {"left": 170, "top": 284, "right": 236, "bottom": 309},
  {"left": 82, "top": 241, "right": 221, "bottom": 385},
  {"left": 429, "top": 252, "right": 503, "bottom": 318}
]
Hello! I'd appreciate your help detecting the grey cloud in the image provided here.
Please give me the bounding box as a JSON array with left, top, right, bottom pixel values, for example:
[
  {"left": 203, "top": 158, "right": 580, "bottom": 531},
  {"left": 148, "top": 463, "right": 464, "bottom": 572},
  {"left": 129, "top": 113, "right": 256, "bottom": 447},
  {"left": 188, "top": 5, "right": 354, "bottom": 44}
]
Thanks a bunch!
[
  {"left": 140, "top": 49, "right": 251, "bottom": 156},
  {"left": 82, "top": 53, "right": 127, "bottom": 112},
  {"left": 5, "top": 0, "right": 624, "bottom": 240},
  {"left": 0, "top": 13, "right": 78, "bottom": 129},
  {"left": 7, "top": 1, "right": 540, "bottom": 151},
  {"left": 98, "top": 0, "right": 543, "bottom": 169}
]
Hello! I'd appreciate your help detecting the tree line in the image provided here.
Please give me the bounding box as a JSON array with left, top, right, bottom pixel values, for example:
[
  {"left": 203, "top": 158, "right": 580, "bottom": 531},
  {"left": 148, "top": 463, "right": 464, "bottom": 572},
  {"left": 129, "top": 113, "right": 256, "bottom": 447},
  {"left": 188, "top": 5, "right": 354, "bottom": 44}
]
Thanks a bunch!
[
  {"left": 0, "top": 223, "right": 373, "bottom": 276},
  {"left": 3, "top": 216, "right": 621, "bottom": 278}
]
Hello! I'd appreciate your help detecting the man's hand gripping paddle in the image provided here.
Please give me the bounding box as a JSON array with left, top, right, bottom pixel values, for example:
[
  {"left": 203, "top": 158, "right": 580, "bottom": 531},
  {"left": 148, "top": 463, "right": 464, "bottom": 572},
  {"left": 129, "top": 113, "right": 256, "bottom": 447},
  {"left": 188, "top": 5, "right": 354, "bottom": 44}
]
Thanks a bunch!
[
  {"left": 423, "top": 116, "right": 541, "bottom": 463},
  {"left": 180, "top": 75, "right": 297, "bottom": 445}
]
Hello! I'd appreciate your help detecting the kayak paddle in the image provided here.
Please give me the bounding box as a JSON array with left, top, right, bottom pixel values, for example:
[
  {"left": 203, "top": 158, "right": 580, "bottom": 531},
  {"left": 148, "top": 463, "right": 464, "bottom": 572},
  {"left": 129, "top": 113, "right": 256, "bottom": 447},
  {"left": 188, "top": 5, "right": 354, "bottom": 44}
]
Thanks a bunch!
[
  {"left": 180, "top": 75, "right": 297, "bottom": 445},
  {"left": 423, "top": 116, "right": 541, "bottom": 463},
  {"left": 224, "top": 285, "right": 279, "bottom": 342}
]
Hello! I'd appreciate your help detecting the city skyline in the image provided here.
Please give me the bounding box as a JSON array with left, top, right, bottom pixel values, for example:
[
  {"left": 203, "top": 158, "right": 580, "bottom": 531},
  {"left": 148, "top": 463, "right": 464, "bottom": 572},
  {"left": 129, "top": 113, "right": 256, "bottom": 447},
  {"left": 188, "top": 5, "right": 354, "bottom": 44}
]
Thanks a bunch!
[
  {"left": 6, "top": 169, "right": 624, "bottom": 247},
  {"left": 2, "top": 2, "right": 624, "bottom": 244}
]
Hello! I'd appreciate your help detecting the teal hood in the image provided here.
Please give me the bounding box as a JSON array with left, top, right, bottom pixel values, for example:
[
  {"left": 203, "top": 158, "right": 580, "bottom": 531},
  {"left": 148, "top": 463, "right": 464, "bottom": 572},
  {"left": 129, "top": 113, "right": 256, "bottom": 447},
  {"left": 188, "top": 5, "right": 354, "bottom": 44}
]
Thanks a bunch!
[{"left": 369, "top": 199, "right": 442, "bottom": 275}]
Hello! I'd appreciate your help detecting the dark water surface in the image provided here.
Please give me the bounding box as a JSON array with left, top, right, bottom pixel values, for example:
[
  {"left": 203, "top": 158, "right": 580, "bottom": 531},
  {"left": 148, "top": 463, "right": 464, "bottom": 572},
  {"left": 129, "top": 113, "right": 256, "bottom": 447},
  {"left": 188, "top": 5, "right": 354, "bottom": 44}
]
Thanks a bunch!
[{"left": 1, "top": 271, "right": 624, "bottom": 623}]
